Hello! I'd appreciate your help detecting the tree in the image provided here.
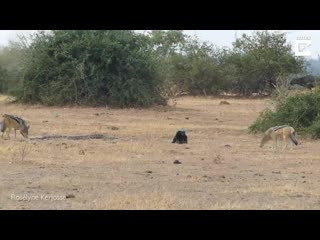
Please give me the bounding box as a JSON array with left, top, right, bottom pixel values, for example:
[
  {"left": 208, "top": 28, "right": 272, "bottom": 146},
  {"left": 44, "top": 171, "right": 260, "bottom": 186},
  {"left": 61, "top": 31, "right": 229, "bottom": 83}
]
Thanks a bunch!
[
  {"left": 0, "top": 40, "right": 29, "bottom": 94},
  {"left": 147, "top": 31, "right": 226, "bottom": 97},
  {"left": 229, "top": 31, "right": 305, "bottom": 95},
  {"left": 14, "top": 30, "right": 165, "bottom": 107},
  {"left": 0, "top": 65, "right": 8, "bottom": 93}
]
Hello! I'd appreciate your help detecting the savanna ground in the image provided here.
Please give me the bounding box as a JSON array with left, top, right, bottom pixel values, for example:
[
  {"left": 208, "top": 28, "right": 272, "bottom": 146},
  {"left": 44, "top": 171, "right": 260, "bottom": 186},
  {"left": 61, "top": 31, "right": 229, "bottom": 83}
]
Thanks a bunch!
[{"left": 1, "top": 94, "right": 320, "bottom": 210}]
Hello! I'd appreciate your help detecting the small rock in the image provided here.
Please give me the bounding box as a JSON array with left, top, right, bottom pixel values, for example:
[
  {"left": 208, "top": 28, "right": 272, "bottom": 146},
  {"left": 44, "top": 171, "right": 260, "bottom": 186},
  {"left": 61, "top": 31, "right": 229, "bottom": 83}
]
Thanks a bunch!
[
  {"left": 219, "top": 100, "right": 230, "bottom": 105},
  {"left": 79, "top": 150, "right": 85, "bottom": 155},
  {"left": 42, "top": 120, "right": 48, "bottom": 123},
  {"left": 145, "top": 170, "right": 153, "bottom": 174},
  {"left": 203, "top": 175, "right": 208, "bottom": 178},
  {"left": 185, "top": 147, "right": 190, "bottom": 149},
  {"left": 272, "top": 171, "right": 281, "bottom": 174},
  {"left": 213, "top": 155, "right": 223, "bottom": 164},
  {"left": 185, "top": 117, "right": 189, "bottom": 120},
  {"left": 111, "top": 127, "right": 119, "bottom": 130},
  {"left": 66, "top": 194, "right": 75, "bottom": 199},
  {"left": 221, "top": 175, "right": 226, "bottom": 179},
  {"left": 302, "top": 176, "right": 306, "bottom": 178},
  {"left": 201, "top": 158, "right": 205, "bottom": 160},
  {"left": 224, "top": 144, "right": 231, "bottom": 148},
  {"left": 215, "top": 118, "right": 219, "bottom": 120},
  {"left": 303, "top": 181, "right": 306, "bottom": 183},
  {"left": 94, "top": 113, "right": 99, "bottom": 116},
  {"left": 176, "top": 173, "right": 179, "bottom": 175},
  {"left": 173, "top": 160, "right": 182, "bottom": 164},
  {"left": 187, "top": 175, "right": 192, "bottom": 178},
  {"left": 254, "top": 173, "right": 264, "bottom": 177}
]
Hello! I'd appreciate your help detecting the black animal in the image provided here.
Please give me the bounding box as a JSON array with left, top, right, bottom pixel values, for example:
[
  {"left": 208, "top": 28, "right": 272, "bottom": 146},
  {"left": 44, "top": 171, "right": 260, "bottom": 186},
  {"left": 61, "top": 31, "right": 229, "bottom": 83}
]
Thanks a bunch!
[
  {"left": 172, "top": 129, "right": 188, "bottom": 144},
  {"left": 290, "top": 75, "right": 315, "bottom": 89}
]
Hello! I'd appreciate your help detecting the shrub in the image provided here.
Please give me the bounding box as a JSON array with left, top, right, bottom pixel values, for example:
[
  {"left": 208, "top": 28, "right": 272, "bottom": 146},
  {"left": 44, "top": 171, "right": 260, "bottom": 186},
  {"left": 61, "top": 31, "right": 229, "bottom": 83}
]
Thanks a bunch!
[
  {"left": 249, "top": 91, "right": 320, "bottom": 138},
  {"left": 14, "top": 30, "right": 165, "bottom": 108}
]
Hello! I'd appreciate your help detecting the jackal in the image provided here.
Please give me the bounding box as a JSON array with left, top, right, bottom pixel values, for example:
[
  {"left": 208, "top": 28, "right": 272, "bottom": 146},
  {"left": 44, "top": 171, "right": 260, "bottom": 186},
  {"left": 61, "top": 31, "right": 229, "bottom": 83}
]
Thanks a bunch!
[
  {"left": 1, "top": 114, "right": 30, "bottom": 139},
  {"left": 260, "top": 125, "right": 298, "bottom": 150}
]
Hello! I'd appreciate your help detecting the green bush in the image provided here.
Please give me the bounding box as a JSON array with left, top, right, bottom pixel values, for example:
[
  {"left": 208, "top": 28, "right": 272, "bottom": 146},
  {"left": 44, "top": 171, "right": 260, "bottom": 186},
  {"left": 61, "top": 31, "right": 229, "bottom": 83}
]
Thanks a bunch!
[
  {"left": 14, "top": 30, "right": 165, "bottom": 108},
  {"left": 249, "top": 109, "right": 278, "bottom": 133},
  {"left": 249, "top": 91, "right": 320, "bottom": 138},
  {"left": 306, "top": 115, "right": 320, "bottom": 139}
]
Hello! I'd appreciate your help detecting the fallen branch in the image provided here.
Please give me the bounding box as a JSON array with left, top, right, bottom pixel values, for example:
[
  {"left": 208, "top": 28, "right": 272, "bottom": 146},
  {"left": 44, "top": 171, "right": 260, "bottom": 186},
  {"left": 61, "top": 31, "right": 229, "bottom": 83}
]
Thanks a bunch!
[{"left": 29, "top": 134, "right": 117, "bottom": 141}]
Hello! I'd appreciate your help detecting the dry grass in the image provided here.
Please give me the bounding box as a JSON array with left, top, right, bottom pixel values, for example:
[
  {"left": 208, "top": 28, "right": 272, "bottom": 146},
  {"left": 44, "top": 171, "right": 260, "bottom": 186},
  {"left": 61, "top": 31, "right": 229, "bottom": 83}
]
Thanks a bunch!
[{"left": 1, "top": 94, "right": 320, "bottom": 209}]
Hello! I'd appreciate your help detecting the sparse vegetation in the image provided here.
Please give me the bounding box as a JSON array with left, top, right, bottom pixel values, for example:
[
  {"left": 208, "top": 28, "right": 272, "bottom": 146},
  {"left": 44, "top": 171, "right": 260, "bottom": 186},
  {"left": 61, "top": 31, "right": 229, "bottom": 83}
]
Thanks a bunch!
[
  {"left": 213, "top": 153, "right": 223, "bottom": 164},
  {"left": 1, "top": 96, "right": 320, "bottom": 210},
  {"left": 10, "top": 143, "right": 29, "bottom": 162}
]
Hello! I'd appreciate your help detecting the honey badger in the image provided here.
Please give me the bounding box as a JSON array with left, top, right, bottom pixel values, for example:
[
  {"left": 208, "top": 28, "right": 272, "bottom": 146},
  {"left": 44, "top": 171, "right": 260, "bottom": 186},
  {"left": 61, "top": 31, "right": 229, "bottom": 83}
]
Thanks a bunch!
[{"left": 172, "top": 129, "right": 188, "bottom": 144}]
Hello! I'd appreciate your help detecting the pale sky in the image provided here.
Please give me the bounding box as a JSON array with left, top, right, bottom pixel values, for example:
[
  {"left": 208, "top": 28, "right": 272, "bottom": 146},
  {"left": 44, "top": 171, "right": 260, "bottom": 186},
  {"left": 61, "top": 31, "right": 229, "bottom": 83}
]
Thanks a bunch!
[{"left": 0, "top": 30, "right": 319, "bottom": 59}]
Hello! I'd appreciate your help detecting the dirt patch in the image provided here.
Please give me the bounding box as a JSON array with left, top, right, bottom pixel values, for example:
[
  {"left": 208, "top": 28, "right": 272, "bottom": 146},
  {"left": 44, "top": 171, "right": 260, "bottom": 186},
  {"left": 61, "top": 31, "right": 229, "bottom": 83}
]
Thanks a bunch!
[{"left": 0, "top": 95, "right": 319, "bottom": 209}]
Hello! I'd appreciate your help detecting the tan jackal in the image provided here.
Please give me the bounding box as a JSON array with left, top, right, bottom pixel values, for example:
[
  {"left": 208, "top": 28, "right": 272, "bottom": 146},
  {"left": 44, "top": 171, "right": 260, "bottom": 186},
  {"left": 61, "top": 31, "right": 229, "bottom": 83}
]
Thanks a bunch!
[
  {"left": 1, "top": 114, "right": 30, "bottom": 139},
  {"left": 260, "top": 125, "right": 298, "bottom": 150}
]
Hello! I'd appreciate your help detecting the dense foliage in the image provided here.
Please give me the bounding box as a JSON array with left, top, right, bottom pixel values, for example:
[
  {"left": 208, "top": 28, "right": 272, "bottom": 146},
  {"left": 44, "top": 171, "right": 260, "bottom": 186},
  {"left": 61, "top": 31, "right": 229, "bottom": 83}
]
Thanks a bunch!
[{"left": 0, "top": 30, "right": 306, "bottom": 107}]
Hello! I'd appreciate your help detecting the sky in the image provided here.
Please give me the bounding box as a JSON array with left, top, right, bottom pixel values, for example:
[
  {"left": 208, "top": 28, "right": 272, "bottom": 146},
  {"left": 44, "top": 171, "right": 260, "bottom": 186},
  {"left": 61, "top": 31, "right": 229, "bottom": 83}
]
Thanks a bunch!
[
  {"left": 184, "top": 30, "right": 320, "bottom": 59},
  {"left": 0, "top": 30, "right": 319, "bottom": 59}
]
